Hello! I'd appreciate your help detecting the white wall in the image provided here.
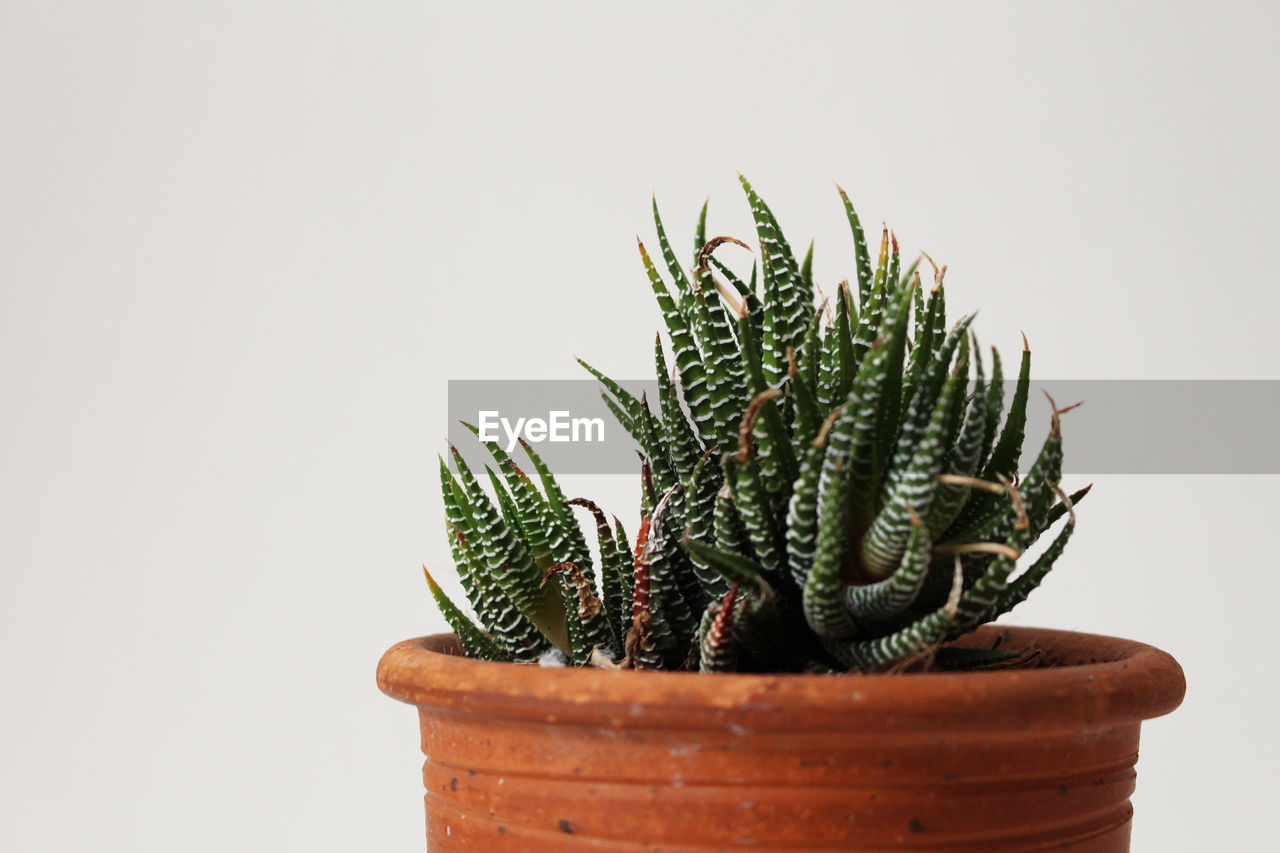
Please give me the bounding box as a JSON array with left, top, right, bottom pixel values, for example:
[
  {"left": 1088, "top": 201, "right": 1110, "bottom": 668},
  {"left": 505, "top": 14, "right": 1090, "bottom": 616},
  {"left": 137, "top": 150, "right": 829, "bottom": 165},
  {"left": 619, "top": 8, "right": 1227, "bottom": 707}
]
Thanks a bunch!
[{"left": 2, "top": 2, "right": 1274, "bottom": 850}]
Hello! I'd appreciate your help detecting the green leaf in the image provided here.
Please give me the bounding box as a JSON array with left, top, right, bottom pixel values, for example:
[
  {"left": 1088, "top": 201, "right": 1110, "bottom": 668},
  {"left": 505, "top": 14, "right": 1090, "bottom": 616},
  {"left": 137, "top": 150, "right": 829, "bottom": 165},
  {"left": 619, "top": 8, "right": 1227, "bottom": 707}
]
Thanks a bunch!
[
  {"left": 927, "top": 345, "right": 990, "bottom": 538},
  {"left": 858, "top": 277, "right": 919, "bottom": 511},
  {"left": 653, "top": 335, "right": 706, "bottom": 478},
  {"left": 447, "top": 447, "right": 546, "bottom": 616},
  {"left": 851, "top": 226, "right": 891, "bottom": 367},
  {"left": 652, "top": 196, "right": 695, "bottom": 318},
  {"left": 731, "top": 296, "right": 799, "bottom": 494},
  {"left": 638, "top": 238, "right": 715, "bottom": 443},
  {"left": 901, "top": 283, "right": 943, "bottom": 413},
  {"left": 981, "top": 346, "right": 1005, "bottom": 467},
  {"left": 689, "top": 268, "right": 750, "bottom": 453},
  {"left": 634, "top": 393, "right": 678, "bottom": 493},
  {"left": 460, "top": 422, "right": 554, "bottom": 567},
  {"left": 785, "top": 428, "right": 826, "bottom": 590},
  {"left": 993, "top": 510, "right": 1075, "bottom": 618},
  {"left": 739, "top": 174, "right": 808, "bottom": 361},
  {"left": 713, "top": 480, "right": 748, "bottom": 558},
  {"left": 447, "top": 481, "right": 551, "bottom": 662},
  {"left": 709, "top": 255, "right": 764, "bottom": 329},
  {"left": 787, "top": 340, "right": 823, "bottom": 449},
  {"left": 575, "top": 356, "right": 643, "bottom": 435},
  {"left": 682, "top": 537, "right": 771, "bottom": 599},
  {"left": 826, "top": 604, "right": 955, "bottom": 672},
  {"left": 983, "top": 341, "right": 1031, "bottom": 480},
  {"left": 542, "top": 561, "right": 614, "bottom": 664},
  {"left": 723, "top": 454, "right": 786, "bottom": 583},
  {"left": 642, "top": 486, "right": 697, "bottom": 662},
  {"left": 682, "top": 452, "right": 730, "bottom": 599},
  {"left": 836, "top": 185, "right": 874, "bottom": 310},
  {"left": 832, "top": 281, "right": 857, "bottom": 401},
  {"left": 693, "top": 198, "right": 709, "bottom": 269},
  {"left": 422, "top": 565, "right": 510, "bottom": 662},
  {"left": 569, "top": 498, "right": 629, "bottom": 651},
  {"left": 844, "top": 515, "right": 932, "bottom": 622},
  {"left": 860, "top": 342, "right": 968, "bottom": 579},
  {"left": 802, "top": 420, "right": 860, "bottom": 638}
]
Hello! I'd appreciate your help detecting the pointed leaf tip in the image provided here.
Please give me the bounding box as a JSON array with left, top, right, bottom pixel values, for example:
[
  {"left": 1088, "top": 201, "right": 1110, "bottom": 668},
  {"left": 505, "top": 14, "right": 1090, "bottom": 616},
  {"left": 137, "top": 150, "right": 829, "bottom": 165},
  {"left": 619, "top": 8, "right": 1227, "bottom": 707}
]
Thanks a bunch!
[
  {"left": 921, "top": 250, "right": 948, "bottom": 289},
  {"left": 422, "top": 564, "right": 441, "bottom": 591},
  {"left": 1050, "top": 482, "right": 1078, "bottom": 527}
]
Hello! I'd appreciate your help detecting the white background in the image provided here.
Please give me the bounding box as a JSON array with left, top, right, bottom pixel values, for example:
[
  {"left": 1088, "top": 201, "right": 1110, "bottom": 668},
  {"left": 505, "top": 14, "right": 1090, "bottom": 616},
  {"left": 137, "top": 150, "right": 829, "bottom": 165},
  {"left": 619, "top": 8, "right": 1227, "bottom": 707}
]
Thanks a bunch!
[{"left": 2, "top": 2, "right": 1276, "bottom": 850}]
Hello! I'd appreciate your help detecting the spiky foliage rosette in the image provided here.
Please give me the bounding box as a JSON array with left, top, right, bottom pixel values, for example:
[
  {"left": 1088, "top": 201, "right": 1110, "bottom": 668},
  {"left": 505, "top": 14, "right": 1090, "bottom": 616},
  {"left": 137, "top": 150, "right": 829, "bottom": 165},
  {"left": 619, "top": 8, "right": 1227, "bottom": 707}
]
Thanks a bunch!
[{"left": 427, "top": 177, "right": 1085, "bottom": 673}]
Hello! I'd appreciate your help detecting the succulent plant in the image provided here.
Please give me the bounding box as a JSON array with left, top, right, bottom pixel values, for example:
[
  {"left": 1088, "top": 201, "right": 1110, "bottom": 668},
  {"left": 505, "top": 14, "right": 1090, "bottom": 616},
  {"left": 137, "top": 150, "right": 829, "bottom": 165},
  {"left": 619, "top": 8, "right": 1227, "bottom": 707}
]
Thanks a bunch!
[{"left": 429, "top": 177, "right": 1086, "bottom": 673}]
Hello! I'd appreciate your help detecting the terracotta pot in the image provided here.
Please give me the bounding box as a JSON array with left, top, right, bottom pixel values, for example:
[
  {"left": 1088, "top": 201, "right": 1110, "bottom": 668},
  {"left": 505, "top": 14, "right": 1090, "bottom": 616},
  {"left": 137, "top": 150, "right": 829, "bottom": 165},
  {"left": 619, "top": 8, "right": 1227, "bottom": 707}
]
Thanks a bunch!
[{"left": 378, "top": 625, "right": 1184, "bottom": 852}]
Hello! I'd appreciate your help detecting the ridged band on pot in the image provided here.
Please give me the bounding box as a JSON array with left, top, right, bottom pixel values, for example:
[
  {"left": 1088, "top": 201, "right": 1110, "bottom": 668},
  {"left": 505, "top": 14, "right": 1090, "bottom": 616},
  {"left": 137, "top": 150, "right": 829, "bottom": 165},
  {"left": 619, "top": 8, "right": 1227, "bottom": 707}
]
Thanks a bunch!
[{"left": 378, "top": 625, "right": 1184, "bottom": 852}]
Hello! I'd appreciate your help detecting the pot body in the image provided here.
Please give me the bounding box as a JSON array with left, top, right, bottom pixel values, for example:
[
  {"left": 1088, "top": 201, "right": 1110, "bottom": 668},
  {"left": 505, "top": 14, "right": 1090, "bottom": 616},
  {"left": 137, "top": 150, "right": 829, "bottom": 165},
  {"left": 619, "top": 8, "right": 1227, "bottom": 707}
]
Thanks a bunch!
[{"left": 378, "top": 626, "right": 1184, "bottom": 852}]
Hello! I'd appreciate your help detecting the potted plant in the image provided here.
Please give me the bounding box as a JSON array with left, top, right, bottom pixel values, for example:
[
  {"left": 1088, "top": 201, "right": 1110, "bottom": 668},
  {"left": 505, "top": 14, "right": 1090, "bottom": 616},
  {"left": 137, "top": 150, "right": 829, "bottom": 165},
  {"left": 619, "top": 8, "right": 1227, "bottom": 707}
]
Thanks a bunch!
[{"left": 378, "top": 177, "right": 1185, "bottom": 851}]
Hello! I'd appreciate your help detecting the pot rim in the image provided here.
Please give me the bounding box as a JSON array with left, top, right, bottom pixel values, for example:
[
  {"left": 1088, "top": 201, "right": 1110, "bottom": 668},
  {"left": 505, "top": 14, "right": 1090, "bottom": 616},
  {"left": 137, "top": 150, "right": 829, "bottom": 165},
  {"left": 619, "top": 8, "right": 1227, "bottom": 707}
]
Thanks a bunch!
[{"left": 377, "top": 625, "right": 1185, "bottom": 733}]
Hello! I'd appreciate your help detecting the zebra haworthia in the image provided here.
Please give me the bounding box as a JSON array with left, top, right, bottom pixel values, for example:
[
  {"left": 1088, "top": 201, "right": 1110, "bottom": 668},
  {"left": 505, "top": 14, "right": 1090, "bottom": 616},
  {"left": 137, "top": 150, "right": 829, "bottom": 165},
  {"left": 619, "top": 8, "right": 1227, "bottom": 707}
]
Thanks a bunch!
[{"left": 423, "top": 180, "right": 1081, "bottom": 674}]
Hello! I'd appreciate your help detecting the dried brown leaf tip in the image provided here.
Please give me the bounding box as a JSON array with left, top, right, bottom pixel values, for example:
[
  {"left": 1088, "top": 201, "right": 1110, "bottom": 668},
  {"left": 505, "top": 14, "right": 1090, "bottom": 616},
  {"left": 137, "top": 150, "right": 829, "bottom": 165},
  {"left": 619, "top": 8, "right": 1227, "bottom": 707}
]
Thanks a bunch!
[
  {"left": 932, "top": 540, "right": 1023, "bottom": 562},
  {"left": 814, "top": 403, "right": 845, "bottom": 449},
  {"left": 808, "top": 280, "right": 835, "bottom": 327},
  {"left": 713, "top": 279, "right": 747, "bottom": 318},
  {"left": 936, "top": 474, "right": 1007, "bottom": 495},
  {"left": 696, "top": 235, "right": 751, "bottom": 274},
  {"left": 1000, "top": 475, "right": 1030, "bottom": 531},
  {"left": 569, "top": 497, "right": 611, "bottom": 534},
  {"left": 542, "top": 561, "right": 603, "bottom": 620},
  {"left": 1042, "top": 390, "right": 1083, "bottom": 437},
  {"left": 921, "top": 250, "right": 947, "bottom": 289}
]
